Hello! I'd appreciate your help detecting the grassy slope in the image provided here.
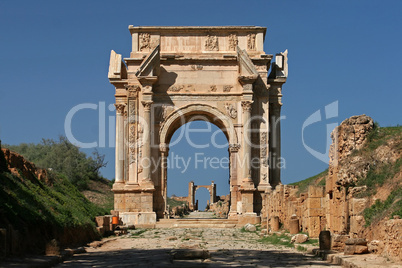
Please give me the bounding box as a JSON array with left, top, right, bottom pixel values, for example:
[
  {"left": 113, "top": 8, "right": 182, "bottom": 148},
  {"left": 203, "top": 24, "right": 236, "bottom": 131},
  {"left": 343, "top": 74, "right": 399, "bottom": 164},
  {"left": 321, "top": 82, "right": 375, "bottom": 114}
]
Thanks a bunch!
[
  {"left": 0, "top": 146, "right": 110, "bottom": 241},
  {"left": 289, "top": 169, "right": 328, "bottom": 195}
]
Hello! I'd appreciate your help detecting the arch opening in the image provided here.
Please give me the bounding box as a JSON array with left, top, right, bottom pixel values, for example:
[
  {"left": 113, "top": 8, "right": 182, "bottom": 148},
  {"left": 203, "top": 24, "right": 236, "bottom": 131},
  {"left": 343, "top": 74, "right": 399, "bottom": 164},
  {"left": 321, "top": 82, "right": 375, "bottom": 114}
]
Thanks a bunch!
[{"left": 166, "top": 120, "right": 230, "bottom": 218}]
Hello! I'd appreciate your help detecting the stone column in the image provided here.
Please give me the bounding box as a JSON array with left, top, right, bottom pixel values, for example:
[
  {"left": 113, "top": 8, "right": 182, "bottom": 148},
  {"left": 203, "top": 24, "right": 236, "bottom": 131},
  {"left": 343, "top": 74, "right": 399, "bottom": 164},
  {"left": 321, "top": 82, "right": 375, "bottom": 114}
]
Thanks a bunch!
[
  {"left": 160, "top": 143, "right": 169, "bottom": 217},
  {"left": 271, "top": 102, "right": 282, "bottom": 186},
  {"left": 228, "top": 144, "right": 240, "bottom": 218},
  {"left": 141, "top": 101, "right": 153, "bottom": 185},
  {"left": 241, "top": 100, "right": 253, "bottom": 181},
  {"left": 114, "top": 103, "right": 126, "bottom": 184}
]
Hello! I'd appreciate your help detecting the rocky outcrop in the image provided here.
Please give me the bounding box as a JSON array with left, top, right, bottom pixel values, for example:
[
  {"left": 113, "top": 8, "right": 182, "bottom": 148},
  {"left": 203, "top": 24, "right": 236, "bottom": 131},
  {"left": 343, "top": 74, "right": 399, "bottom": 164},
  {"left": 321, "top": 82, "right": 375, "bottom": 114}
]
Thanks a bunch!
[{"left": 1, "top": 147, "right": 51, "bottom": 185}]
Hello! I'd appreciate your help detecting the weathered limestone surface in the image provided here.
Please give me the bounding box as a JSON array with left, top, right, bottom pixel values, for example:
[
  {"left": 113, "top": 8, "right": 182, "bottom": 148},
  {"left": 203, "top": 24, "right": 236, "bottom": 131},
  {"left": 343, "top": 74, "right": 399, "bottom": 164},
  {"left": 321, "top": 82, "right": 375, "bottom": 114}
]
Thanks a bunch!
[
  {"left": 108, "top": 26, "right": 288, "bottom": 225},
  {"left": 263, "top": 115, "right": 402, "bottom": 262}
]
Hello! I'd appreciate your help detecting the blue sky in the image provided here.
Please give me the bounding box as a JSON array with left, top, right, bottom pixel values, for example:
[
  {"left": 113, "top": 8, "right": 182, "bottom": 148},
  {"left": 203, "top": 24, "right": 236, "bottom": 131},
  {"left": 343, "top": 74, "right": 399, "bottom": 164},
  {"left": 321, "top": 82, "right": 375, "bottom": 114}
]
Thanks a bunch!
[{"left": 1, "top": 1, "right": 401, "bottom": 207}]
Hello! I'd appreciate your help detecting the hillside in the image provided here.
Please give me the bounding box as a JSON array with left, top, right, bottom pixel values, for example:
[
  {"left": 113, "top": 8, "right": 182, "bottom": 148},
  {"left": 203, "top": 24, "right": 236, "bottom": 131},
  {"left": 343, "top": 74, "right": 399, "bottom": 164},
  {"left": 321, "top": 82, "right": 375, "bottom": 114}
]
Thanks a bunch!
[{"left": 0, "top": 142, "right": 111, "bottom": 257}]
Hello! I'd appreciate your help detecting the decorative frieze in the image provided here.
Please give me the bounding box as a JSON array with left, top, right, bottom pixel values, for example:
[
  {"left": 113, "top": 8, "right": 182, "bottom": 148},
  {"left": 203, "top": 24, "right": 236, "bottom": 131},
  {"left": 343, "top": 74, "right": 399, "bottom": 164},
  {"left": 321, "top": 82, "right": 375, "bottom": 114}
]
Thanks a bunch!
[
  {"left": 139, "top": 33, "right": 151, "bottom": 51},
  {"left": 241, "top": 101, "right": 252, "bottom": 112},
  {"left": 225, "top": 103, "right": 237, "bottom": 119},
  {"left": 205, "top": 35, "right": 219, "bottom": 51},
  {"left": 223, "top": 85, "right": 233, "bottom": 92},
  {"left": 168, "top": 85, "right": 184, "bottom": 92},
  {"left": 247, "top": 33, "right": 256, "bottom": 51},
  {"left": 191, "top": 65, "right": 203, "bottom": 71},
  {"left": 228, "top": 34, "right": 238, "bottom": 51},
  {"left": 210, "top": 85, "right": 217, "bottom": 92}
]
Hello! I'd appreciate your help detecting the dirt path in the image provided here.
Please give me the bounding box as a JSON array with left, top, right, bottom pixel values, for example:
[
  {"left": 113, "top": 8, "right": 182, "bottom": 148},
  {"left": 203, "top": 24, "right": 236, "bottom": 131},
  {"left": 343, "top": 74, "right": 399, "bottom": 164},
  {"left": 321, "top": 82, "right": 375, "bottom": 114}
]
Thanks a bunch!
[{"left": 56, "top": 227, "right": 340, "bottom": 267}]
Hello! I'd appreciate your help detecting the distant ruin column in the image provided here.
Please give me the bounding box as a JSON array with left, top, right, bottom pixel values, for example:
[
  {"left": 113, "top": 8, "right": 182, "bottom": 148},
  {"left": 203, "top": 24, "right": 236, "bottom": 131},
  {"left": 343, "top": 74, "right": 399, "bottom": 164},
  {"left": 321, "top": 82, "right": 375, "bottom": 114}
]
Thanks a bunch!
[
  {"left": 141, "top": 101, "right": 153, "bottom": 183},
  {"left": 115, "top": 103, "right": 125, "bottom": 184}
]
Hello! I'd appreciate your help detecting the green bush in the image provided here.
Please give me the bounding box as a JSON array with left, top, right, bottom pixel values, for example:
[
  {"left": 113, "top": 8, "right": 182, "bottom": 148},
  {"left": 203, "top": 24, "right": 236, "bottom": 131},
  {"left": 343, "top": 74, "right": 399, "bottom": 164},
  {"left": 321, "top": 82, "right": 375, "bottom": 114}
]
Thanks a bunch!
[{"left": 4, "top": 136, "right": 107, "bottom": 190}]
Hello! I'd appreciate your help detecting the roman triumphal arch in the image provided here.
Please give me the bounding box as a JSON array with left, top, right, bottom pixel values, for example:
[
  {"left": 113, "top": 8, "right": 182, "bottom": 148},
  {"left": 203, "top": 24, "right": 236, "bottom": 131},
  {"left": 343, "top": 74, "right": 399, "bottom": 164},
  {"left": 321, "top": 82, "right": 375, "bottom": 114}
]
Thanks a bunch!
[{"left": 108, "top": 26, "right": 288, "bottom": 226}]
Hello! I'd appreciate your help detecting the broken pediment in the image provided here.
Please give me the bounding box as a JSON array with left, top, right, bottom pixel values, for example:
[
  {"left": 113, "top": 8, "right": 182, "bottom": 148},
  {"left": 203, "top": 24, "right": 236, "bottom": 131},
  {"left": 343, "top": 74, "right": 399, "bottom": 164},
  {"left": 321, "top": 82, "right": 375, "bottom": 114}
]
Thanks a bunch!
[
  {"left": 108, "top": 50, "right": 127, "bottom": 79},
  {"left": 135, "top": 45, "right": 160, "bottom": 78},
  {"left": 237, "top": 46, "right": 259, "bottom": 84},
  {"left": 268, "top": 49, "right": 288, "bottom": 79}
]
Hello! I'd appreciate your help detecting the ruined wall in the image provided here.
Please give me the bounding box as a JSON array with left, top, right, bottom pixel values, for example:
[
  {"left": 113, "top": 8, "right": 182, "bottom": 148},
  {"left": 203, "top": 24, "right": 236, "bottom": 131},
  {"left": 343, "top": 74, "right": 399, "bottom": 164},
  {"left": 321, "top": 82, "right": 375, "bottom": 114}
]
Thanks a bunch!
[{"left": 265, "top": 115, "right": 402, "bottom": 261}]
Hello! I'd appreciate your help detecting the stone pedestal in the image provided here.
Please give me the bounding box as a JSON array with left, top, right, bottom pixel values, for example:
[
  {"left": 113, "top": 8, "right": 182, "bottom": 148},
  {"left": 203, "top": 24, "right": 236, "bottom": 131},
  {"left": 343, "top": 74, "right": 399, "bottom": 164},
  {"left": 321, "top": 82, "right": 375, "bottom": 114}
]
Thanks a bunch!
[
  {"left": 271, "top": 216, "right": 280, "bottom": 231},
  {"left": 289, "top": 218, "right": 300, "bottom": 234}
]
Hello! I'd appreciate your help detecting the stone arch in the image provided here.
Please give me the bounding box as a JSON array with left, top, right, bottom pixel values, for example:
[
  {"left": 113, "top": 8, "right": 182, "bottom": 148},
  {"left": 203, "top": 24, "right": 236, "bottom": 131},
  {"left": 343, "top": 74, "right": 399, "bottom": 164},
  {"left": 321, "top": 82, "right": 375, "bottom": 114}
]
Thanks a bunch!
[{"left": 159, "top": 103, "right": 238, "bottom": 147}]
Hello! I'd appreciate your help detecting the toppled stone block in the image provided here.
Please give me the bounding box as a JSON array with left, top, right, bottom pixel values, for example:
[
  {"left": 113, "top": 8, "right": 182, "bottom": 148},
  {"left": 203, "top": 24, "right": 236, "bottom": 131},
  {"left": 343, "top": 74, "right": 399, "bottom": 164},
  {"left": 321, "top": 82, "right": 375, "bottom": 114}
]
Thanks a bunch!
[
  {"left": 291, "top": 234, "right": 308, "bottom": 244},
  {"left": 243, "top": 223, "right": 257, "bottom": 232},
  {"left": 367, "top": 240, "right": 383, "bottom": 253},
  {"left": 345, "top": 238, "right": 367, "bottom": 246},
  {"left": 344, "top": 244, "right": 369, "bottom": 255}
]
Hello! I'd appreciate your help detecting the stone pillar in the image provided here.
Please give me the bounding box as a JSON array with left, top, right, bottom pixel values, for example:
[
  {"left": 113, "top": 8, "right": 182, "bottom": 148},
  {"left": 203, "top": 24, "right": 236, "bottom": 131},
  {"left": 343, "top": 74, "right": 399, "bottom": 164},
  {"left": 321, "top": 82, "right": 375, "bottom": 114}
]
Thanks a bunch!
[
  {"left": 270, "top": 102, "right": 282, "bottom": 186},
  {"left": 271, "top": 216, "right": 280, "bottom": 231},
  {"left": 114, "top": 103, "right": 126, "bottom": 184},
  {"left": 160, "top": 143, "right": 169, "bottom": 216},
  {"left": 141, "top": 101, "right": 153, "bottom": 185},
  {"left": 241, "top": 100, "right": 253, "bottom": 180}
]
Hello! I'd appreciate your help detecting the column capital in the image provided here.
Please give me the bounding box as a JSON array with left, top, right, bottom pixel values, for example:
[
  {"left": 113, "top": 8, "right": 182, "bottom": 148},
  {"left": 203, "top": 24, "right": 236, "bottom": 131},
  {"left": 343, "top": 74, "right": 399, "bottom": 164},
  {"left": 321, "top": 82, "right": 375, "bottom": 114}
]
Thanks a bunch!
[
  {"left": 159, "top": 143, "right": 169, "bottom": 153},
  {"left": 125, "top": 84, "right": 141, "bottom": 98},
  {"left": 114, "top": 103, "right": 126, "bottom": 114},
  {"left": 229, "top": 143, "right": 241, "bottom": 153},
  {"left": 241, "top": 100, "right": 253, "bottom": 112},
  {"left": 141, "top": 101, "right": 153, "bottom": 112}
]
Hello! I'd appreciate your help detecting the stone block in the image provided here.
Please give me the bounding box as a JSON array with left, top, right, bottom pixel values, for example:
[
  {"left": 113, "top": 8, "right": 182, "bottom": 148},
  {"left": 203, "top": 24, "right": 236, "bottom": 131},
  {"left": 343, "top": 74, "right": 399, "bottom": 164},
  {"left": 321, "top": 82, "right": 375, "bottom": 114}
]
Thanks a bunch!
[
  {"left": 45, "top": 239, "right": 60, "bottom": 256},
  {"left": 308, "top": 208, "right": 323, "bottom": 217},
  {"left": 95, "top": 216, "right": 110, "bottom": 227},
  {"left": 354, "top": 245, "right": 369, "bottom": 254},
  {"left": 345, "top": 238, "right": 367, "bottom": 246},
  {"left": 308, "top": 186, "right": 325, "bottom": 198},
  {"left": 344, "top": 245, "right": 355, "bottom": 255},
  {"left": 350, "top": 198, "right": 368, "bottom": 215},
  {"left": 291, "top": 234, "right": 308, "bottom": 244},
  {"left": 271, "top": 216, "right": 280, "bottom": 231},
  {"left": 289, "top": 218, "right": 299, "bottom": 234},
  {"left": 96, "top": 226, "right": 105, "bottom": 236},
  {"left": 307, "top": 198, "right": 322, "bottom": 209},
  {"left": 319, "top": 230, "right": 331, "bottom": 250}
]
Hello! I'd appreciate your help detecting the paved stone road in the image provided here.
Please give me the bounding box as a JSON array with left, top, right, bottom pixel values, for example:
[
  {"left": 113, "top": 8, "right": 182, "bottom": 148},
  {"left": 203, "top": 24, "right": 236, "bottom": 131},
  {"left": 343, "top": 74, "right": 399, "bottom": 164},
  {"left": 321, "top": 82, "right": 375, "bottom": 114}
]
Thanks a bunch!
[{"left": 56, "top": 227, "right": 340, "bottom": 267}]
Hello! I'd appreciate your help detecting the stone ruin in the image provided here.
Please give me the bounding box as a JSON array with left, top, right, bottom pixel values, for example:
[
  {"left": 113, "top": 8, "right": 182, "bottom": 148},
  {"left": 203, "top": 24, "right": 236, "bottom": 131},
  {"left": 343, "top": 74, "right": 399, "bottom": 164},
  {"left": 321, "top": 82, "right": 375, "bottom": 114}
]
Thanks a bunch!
[{"left": 108, "top": 26, "right": 288, "bottom": 226}]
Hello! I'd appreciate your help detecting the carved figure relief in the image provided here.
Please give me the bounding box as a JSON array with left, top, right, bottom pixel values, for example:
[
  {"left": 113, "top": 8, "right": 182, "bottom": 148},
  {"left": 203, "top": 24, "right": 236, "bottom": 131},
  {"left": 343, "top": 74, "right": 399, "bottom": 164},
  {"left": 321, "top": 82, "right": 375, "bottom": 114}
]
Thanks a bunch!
[
  {"left": 261, "top": 173, "right": 268, "bottom": 182},
  {"left": 223, "top": 85, "right": 233, "bottom": 92},
  {"left": 191, "top": 65, "right": 203, "bottom": 70},
  {"left": 139, "top": 33, "right": 151, "bottom": 51},
  {"left": 241, "top": 101, "right": 252, "bottom": 112},
  {"left": 225, "top": 103, "right": 237, "bottom": 119},
  {"left": 210, "top": 85, "right": 217, "bottom": 92},
  {"left": 205, "top": 35, "right": 219, "bottom": 51},
  {"left": 168, "top": 85, "right": 184, "bottom": 92},
  {"left": 228, "top": 34, "right": 238, "bottom": 51},
  {"left": 247, "top": 33, "right": 256, "bottom": 51}
]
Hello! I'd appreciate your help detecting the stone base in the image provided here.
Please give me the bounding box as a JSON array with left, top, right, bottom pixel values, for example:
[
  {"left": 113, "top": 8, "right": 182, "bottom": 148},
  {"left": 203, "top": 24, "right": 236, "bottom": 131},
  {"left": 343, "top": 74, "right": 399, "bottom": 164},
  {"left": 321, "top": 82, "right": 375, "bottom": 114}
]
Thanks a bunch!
[
  {"left": 120, "top": 212, "right": 156, "bottom": 227},
  {"left": 238, "top": 213, "right": 261, "bottom": 225}
]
